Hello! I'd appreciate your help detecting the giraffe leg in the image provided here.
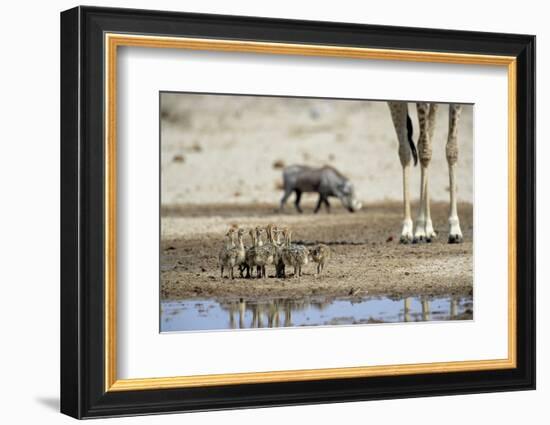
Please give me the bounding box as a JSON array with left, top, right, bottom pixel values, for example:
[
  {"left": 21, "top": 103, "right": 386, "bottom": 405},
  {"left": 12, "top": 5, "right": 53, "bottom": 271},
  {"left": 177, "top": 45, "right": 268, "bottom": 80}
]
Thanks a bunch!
[
  {"left": 414, "top": 103, "right": 437, "bottom": 242},
  {"left": 388, "top": 101, "right": 414, "bottom": 243},
  {"left": 424, "top": 103, "right": 438, "bottom": 241},
  {"left": 447, "top": 104, "right": 463, "bottom": 243}
]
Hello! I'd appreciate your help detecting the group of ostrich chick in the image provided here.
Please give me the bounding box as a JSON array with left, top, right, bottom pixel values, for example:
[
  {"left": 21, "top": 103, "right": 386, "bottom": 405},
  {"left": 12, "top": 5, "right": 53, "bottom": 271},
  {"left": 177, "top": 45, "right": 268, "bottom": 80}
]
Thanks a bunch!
[{"left": 218, "top": 224, "right": 330, "bottom": 280}]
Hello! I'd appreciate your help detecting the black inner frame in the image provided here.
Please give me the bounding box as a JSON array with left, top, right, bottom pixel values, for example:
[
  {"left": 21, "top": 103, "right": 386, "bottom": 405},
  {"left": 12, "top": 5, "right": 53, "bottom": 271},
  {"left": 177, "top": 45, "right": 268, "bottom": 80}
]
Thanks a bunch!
[{"left": 61, "top": 6, "right": 535, "bottom": 419}]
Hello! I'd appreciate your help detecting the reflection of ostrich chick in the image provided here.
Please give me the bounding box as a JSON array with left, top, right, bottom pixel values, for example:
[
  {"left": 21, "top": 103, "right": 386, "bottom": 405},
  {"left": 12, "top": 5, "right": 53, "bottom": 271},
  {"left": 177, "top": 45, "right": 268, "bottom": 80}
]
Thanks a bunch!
[
  {"left": 281, "top": 227, "right": 309, "bottom": 278},
  {"left": 267, "top": 300, "right": 280, "bottom": 328},
  {"left": 284, "top": 301, "right": 292, "bottom": 327},
  {"left": 309, "top": 244, "right": 331, "bottom": 275},
  {"left": 238, "top": 299, "right": 246, "bottom": 329},
  {"left": 421, "top": 297, "right": 431, "bottom": 321}
]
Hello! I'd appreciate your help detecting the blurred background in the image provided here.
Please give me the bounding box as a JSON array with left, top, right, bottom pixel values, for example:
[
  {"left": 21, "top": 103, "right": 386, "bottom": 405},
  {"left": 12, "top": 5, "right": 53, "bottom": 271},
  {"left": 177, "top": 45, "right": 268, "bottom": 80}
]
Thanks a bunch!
[{"left": 160, "top": 93, "right": 473, "bottom": 207}]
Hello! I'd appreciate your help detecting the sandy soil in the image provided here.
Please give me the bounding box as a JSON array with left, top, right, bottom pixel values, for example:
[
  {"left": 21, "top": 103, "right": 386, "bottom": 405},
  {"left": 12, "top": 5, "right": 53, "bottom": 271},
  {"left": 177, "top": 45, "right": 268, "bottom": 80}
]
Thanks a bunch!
[{"left": 160, "top": 201, "right": 473, "bottom": 300}]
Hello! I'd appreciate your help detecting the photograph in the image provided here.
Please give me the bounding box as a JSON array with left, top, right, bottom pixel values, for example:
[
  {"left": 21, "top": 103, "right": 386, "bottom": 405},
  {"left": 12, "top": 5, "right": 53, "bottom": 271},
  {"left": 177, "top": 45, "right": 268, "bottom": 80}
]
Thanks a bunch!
[
  {"left": 159, "top": 92, "right": 474, "bottom": 332},
  {"left": 58, "top": 5, "right": 536, "bottom": 418}
]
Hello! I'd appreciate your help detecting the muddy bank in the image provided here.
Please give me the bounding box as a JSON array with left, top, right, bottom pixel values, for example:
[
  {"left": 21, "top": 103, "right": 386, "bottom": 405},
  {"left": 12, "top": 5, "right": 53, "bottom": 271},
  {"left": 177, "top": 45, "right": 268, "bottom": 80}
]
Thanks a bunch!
[{"left": 161, "top": 201, "right": 473, "bottom": 300}]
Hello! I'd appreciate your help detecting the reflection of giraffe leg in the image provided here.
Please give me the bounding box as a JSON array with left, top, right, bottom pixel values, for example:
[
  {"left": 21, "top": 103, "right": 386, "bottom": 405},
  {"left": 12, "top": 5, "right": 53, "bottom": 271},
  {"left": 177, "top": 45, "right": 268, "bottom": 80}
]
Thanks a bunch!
[
  {"left": 388, "top": 101, "right": 414, "bottom": 243},
  {"left": 450, "top": 298, "right": 458, "bottom": 319},
  {"left": 229, "top": 307, "right": 236, "bottom": 329},
  {"left": 447, "top": 104, "right": 464, "bottom": 243},
  {"left": 252, "top": 305, "right": 258, "bottom": 328}
]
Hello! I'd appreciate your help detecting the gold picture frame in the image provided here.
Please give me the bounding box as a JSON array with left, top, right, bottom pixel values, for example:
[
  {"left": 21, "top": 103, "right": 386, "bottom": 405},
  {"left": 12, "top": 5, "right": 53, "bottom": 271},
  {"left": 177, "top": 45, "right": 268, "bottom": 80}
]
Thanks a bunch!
[{"left": 104, "top": 34, "right": 517, "bottom": 392}]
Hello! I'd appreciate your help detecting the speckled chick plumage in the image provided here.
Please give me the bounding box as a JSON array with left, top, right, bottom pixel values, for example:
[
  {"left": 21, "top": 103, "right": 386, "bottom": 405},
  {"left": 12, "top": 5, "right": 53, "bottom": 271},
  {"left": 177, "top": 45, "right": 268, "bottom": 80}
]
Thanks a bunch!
[
  {"left": 218, "top": 228, "right": 245, "bottom": 279},
  {"left": 281, "top": 227, "right": 309, "bottom": 278},
  {"left": 253, "top": 224, "right": 279, "bottom": 278},
  {"left": 309, "top": 244, "right": 331, "bottom": 275}
]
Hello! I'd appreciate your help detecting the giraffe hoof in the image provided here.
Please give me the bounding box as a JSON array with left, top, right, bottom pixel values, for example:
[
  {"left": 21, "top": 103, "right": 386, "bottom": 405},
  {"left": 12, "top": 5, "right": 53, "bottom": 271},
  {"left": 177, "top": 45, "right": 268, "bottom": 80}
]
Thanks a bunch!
[
  {"left": 399, "top": 235, "right": 412, "bottom": 244},
  {"left": 448, "top": 234, "right": 463, "bottom": 244},
  {"left": 426, "top": 231, "right": 437, "bottom": 242}
]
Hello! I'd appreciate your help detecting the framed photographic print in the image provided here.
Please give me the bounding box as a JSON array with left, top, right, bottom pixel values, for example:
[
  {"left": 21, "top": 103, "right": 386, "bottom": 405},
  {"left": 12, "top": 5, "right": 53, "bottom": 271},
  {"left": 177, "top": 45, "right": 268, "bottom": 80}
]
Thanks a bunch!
[{"left": 60, "top": 6, "right": 536, "bottom": 419}]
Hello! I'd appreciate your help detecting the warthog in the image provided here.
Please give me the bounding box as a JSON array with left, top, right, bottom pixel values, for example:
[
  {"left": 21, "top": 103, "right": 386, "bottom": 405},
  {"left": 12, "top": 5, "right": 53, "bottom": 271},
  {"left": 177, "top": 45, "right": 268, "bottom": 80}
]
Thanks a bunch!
[{"left": 279, "top": 165, "right": 362, "bottom": 213}]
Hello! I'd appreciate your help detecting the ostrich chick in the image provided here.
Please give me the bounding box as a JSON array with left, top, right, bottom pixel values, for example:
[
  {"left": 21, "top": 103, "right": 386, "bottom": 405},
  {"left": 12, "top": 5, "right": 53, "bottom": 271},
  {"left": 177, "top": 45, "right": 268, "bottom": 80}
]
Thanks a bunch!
[
  {"left": 218, "top": 228, "right": 236, "bottom": 278},
  {"left": 273, "top": 226, "right": 286, "bottom": 278},
  {"left": 254, "top": 224, "right": 278, "bottom": 278},
  {"left": 244, "top": 228, "right": 259, "bottom": 278},
  {"left": 232, "top": 228, "right": 246, "bottom": 272},
  {"left": 281, "top": 227, "right": 309, "bottom": 278},
  {"left": 309, "top": 244, "right": 331, "bottom": 275},
  {"left": 218, "top": 228, "right": 245, "bottom": 279}
]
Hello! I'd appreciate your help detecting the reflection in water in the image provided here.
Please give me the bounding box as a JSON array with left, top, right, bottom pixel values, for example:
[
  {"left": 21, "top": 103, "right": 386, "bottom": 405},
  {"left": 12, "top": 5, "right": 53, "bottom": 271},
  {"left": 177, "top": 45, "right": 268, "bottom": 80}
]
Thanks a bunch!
[{"left": 161, "top": 295, "right": 473, "bottom": 332}]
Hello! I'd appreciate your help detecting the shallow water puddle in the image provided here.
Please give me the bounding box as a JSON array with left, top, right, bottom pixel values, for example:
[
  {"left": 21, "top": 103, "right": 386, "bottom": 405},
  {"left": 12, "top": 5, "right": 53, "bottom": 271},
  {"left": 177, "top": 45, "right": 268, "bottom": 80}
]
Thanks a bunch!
[{"left": 160, "top": 295, "right": 473, "bottom": 332}]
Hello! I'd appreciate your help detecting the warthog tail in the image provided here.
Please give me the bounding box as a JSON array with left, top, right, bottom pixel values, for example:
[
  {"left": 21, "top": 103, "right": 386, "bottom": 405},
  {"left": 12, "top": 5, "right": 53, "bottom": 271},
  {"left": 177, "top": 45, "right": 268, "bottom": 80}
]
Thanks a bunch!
[{"left": 406, "top": 113, "right": 418, "bottom": 166}]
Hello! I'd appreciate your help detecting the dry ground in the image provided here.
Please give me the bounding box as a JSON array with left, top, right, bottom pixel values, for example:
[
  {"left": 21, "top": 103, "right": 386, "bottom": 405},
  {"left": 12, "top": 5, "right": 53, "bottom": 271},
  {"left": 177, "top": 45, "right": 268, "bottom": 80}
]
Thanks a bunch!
[{"left": 160, "top": 201, "right": 473, "bottom": 300}]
